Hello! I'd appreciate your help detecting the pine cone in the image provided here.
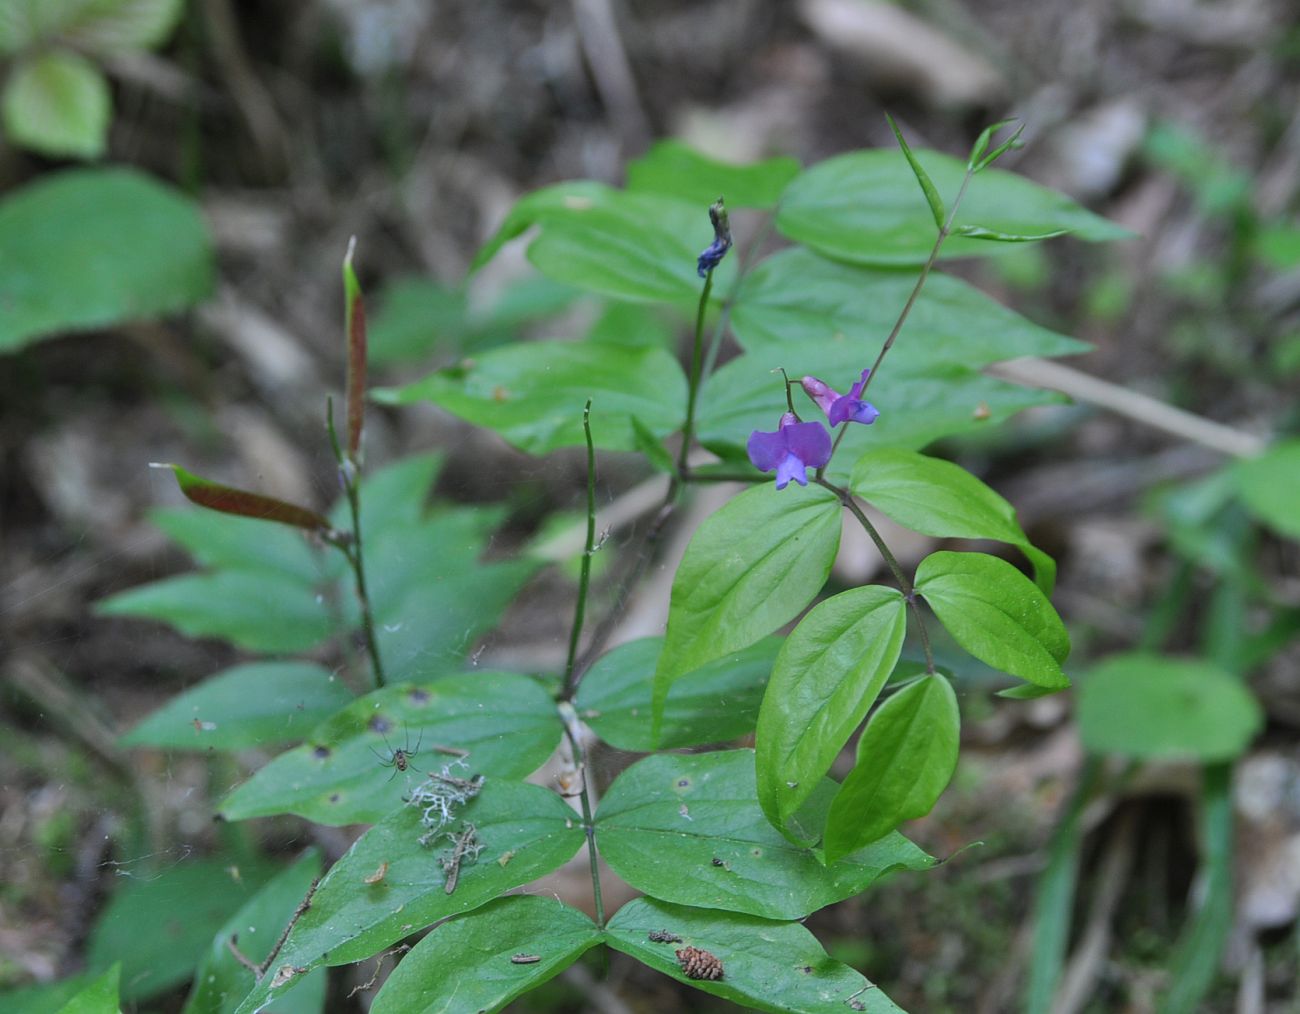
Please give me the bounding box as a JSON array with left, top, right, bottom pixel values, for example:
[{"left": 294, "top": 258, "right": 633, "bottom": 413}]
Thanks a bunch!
[{"left": 676, "top": 945, "right": 724, "bottom": 981}]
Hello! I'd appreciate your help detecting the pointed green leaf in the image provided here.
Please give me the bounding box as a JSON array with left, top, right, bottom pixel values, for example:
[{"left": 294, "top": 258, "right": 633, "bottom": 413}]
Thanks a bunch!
[
  {"left": 1077, "top": 654, "right": 1261, "bottom": 761},
  {"left": 886, "top": 113, "right": 945, "bottom": 229},
  {"left": 218, "top": 673, "right": 562, "bottom": 825},
  {"left": 756, "top": 586, "right": 907, "bottom": 832},
  {"left": 777, "top": 149, "right": 1130, "bottom": 266},
  {"left": 973, "top": 122, "right": 1025, "bottom": 172},
  {"left": 631, "top": 415, "right": 677, "bottom": 474},
  {"left": 653, "top": 483, "right": 842, "bottom": 733},
  {"left": 596, "top": 750, "right": 932, "bottom": 920},
  {"left": 470, "top": 180, "right": 609, "bottom": 272},
  {"left": 625, "top": 139, "right": 800, "bottom": 209},
  {"left": 371, "top": 896, "right": 601, "bottom": 1014},
  {"left": 98, "top": 569, "right": 334, "bottom": 654},
  {"left": 1233, "top": 440, "right": 1300, "bottom": 541},
  {"left": 54, "top": 965, "right": 118, "bottom": 1014},
  {"left": 121, "top": 662, "right": 354, "bottom": 752},
  {"left": 88, "top": 858, "right": 276, "bottom": 1003},
  {"left": 606, "top": 898, "right": 904, "bottom": 1013},
  {"left": 824, "top": 674, "right": 960, "bottom": 863},
  {"left": 183, "top": 852, "right": 326, "bottom": 1014},
  {"left": 0, "top": 167, "right": 213, "bottom": 351},
  {"left": 374, "top": 340, "right": 686, "bottom": 455},
  {"left": 730, "top": 247, "right": 1088, "bottom": 368},
  {"left": 953, "top": 224, "right": 1068, "bottom": 242},
  {"left": 850, "top": 448, "right": 1055, "bottom": 593},
  {"left": 61, "top": 0, "right": 184, "bottom": 53},
  {"left": 232, "top": 782, "right": 585, "bottom": 1014},
  {"left": 577, "top": 636, "right": 778, "bottom": 751},
  {"left": 149, "top": 507, "right": 326, "bottom": 585},
  {"left": 966, "top": 119, "right": 1016, "bottom": 171},
  {"left": 915, "top": 551, "right": 1070, "bottom": 689},
  {"left": 2, "top": 50, "right": 109, "bottom": 159}
]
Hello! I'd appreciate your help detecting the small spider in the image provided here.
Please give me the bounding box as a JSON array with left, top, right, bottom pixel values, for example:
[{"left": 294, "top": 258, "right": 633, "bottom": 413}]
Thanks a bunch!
[{"left": 370, "top": 726, "right": 424, "bottom": 781}]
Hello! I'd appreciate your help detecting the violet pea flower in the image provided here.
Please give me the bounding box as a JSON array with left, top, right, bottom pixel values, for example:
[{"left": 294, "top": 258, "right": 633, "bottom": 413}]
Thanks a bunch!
[
  {"left": 746, "top": 412, "right": 833, "bottom": 489},
  {"left": 696, "top": 197, "right": 733, "bottom": 278},
  {"left": 801, "top": 368, "right": 880, "bottom": 427}
]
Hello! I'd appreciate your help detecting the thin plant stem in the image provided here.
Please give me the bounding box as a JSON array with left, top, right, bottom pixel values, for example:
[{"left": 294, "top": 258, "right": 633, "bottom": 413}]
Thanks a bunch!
[
  {"left": 558, "top": 701, "right": 605, "bottom": 928},
  {"left": 561, "top": 400, "right": 597, "bottom": 701},
  {"left": 816, "top": 476, "right": 935, "bottom": 674},
  {"left": 821, "top": 168, "right": 975, "bottom": 473},
  {"left": 674, "top": 270, "right": 715, "bottom": 492},
  {"left": 343, "top": 478, "right": 386, "bottom": 689}
]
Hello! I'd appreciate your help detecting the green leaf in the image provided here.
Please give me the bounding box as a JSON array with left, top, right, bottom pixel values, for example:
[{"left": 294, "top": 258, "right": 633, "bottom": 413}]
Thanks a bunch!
[
  {"left": 361, "top": 508, "right": 539, "bottom": 681},
  {"left": 652, "top": 483, "right": 842, "bottom": 733},
  {"left": 121, "top": 662, "right": 354, "bottom": 751},
  {"left": 54, "top": 965, "right": 118, "bottom": 1014},
  {"left": 605, "top": 897, "right": 904, "bottom": 1013},
  {"left": 183, "top": 852, "right": 326, "bottom": 1014},
  {"left": 471, "top": 180, "right": 609, "bottom": 272},
  {"left": 625, "top": 139, "right": 800, "bottom": 209},
  {"left": 524, "top": 188, "right": 735, "bottom": 305},
  {"left": 61, "top": 0, "right": 184, "bottom": 52},
  {"left": 98, "top": 569, "right": 334, "bottom": 653},
  {"left": 0, "top": 167, "right": 213, "bottom": 352},
  {"left": 966, "top": 119, "right": 1016, "bottom": 172},
  {"left": 886, "top": 113, "right": 945, "bottom": 229},
  {"left": 218, "top": 672, "right": 562, "bottom": 825},
  {"left": 1233, "top": 440, "right": 1300, "bottom": 541},
  {"left": 577, "top": 636, "right": 778, "bottom": 751},
  {"left": 596, "top": 750, "right": 933, "bottom": 920},
  {"left": 915, "top": 551, "right": 1070, "bottom": 689},
  {"left": 699, "top": 354, "right": 1066, "bottom": 471},
  {"left": 730, "top": 247, "right": 1087, "bottom": 368},
  {"left": 777, "top": 149, "right": 1130, "bottom": 266},
  {"left": 1077, "top": 654, "right": 1261, "bottom": 761},
  {"left": 755, "top": 586, "right": 907, "bottom": 832},
  {"left": 823, "top": 674, "right": 960, "bottom": 862},
  {"left": 149, "top": 507, "right": 326, "bottom": 585},
  {"left": 370, "top": 896, "right": 601, "bottom": 1014},
  {"left": 631, "top": 415, "right": 677, "bottom": 474},
  {"left": 953, "top": 225, "right": 1068, "bottom": 242},
  {"left": 374, "top": 340, "right": 686, "bottom": 455},
  {"left": 87, "top": 857, "right": 275, "bottom": 1003},
  {"left": 231, "top": 781, "right": 585, "bottom": 1014},
  {"left": 850, "top": 448, "right": 1055, "bottom": 593},
  {"left": 2, "top": 49, "right": 110, "bottom": 159},
  {"left": 972, "top": 122, "right": 1025, "bottom": 172}
]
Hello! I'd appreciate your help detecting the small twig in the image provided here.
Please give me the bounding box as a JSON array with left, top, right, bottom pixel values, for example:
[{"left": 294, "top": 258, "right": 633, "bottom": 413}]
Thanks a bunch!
[
  {"left": 431, "top": 744, "right": 469, "bottom": 757},
  {"left": 227, "top": 934, "right": 261, "bottom": 975},
  {"left": 562, "top": 401, "right": 598, "bottom": 700},
  {"left": 347, "top": 944, "right": 410, "bottom": 998},
  {"left": 441, "top": 823, "right": 479, "bottom": 895},
  {"left": 257, "top": 876, "right": 321, "bottom": 977},
  {"left": 987, "top": 357, "right": 1267, "bottom": 458}
]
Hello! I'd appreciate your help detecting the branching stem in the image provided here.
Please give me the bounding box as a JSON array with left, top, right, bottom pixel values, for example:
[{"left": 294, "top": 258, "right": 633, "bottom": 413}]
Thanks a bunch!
[{"left": 816, "top": 477, "right": 935, "bottom": 674}]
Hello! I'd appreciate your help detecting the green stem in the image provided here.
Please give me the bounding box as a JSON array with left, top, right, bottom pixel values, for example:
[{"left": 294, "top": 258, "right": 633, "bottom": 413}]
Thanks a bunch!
[
  {"left": 559, "top": 701, "right": 606, "bottom": 928},
  {"left": 561, "top": 401, "right": 597, "bottom": 701},
  {"left": 674, "top": 270, "right": 715, "bottom": 494},
  {"left": 344, "top": 477, "right": 386, "bottom": 689},
  {"left": 821, "top": 169, "right": 975, "bottom": 474},
  {"left": 817, "top": 476, "right": 935, "bottom": 674}
]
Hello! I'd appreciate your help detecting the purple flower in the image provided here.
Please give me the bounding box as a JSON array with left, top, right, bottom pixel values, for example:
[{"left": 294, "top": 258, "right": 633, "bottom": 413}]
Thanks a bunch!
[
  {"left": 696, "top": 197, "right": 732, "bottom": 278},
  {"left": 747, "top": 412, "right": 833, "bottom": 489},
  {"left": 801, "top": 369, "right": 880, "bottom": 427}
]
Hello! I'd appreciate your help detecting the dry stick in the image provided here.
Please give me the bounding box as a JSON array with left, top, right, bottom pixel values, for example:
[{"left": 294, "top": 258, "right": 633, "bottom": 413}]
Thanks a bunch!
[
  {"left": 818, "top": 478, "right": 935, "bottom": 674},
  {"left": 228, "top": 876, "right": 321, "bottom": 980},
  {"left": 441, "top": 823, "right": 479, "bottom": 896}
]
